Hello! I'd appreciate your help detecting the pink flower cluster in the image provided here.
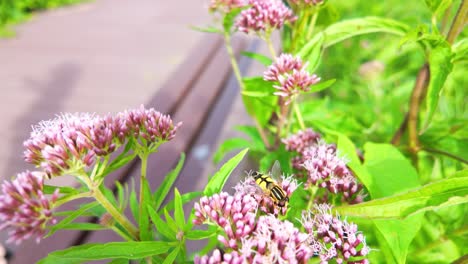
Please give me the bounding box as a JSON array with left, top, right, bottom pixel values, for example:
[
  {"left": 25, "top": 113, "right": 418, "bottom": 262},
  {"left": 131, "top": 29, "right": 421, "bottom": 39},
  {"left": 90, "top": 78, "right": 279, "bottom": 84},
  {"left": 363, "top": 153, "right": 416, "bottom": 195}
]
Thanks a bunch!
[
  {"left": 193, "top": 192, "right": 258, "bottom": 249},
  {"left": 264, "top": 54, "right": 321, "bottom": 104},
  {"left": 0, "top": 171, "right": 58, "bottom": 244},
  {"left": 283, "top": 129, "right": 364, "bottom": 204},
  {"left": 235, "top": 0, "right": 296, "bottom": 34},
  {"left": 302, "top": 204, "right": 370, "bottom": 263},
  {"left": 23, "top": 105, "right": 180, "bottom": 177},
  {"left": 195, "top": 215, "right": 316, "bottom": 264},
  {"left": 209, "top": 0, "right": 245, "bottom": 13}
]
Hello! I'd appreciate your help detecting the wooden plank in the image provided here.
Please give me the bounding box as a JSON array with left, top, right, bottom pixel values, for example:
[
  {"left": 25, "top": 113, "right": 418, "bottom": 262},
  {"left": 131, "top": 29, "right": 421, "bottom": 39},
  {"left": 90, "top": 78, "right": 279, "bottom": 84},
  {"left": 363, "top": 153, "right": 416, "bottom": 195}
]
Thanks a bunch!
[
  {"left": 80, "top": 36, "right": 249, "bottom": 246},
  {"left": 7, "top": 35, "right": 224, "bottom": 264}
]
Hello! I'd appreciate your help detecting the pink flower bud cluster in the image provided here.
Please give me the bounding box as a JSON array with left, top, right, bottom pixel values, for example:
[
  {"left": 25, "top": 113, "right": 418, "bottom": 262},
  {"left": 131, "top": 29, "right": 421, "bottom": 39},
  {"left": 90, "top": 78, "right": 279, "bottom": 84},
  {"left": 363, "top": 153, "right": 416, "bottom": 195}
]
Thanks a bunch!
[
  {"left": 196, "top": 215, "right": 318, "bottom": 264},
  {"left": 302, "top": 204, "right": 370, "bottom": 264},
  {"left": 193, "top": 192, "right": 258, "bottom": 249},
  {"left": 235, "top": 0, "right": 296, "bottom": 34},
  {"left": 0, "top": 171, "right": 58, "bottom": 244},
  {"left": 264, "top": 54, "right": 321, "bottom": 104},
  {"left": 283, "top": 129, "right": 364, "bottom": 204},
  {"left": 234, "top": 174, "right": 298, "bottom": 215},
  {"left": 209, "top": 0, "right": 245, "bottom": 13},
  {"left": 302, "top": 142, "right": 364, "bottom": 204},
  {"left": 23, "top": 106, "right": 180, "bottom": 177}
]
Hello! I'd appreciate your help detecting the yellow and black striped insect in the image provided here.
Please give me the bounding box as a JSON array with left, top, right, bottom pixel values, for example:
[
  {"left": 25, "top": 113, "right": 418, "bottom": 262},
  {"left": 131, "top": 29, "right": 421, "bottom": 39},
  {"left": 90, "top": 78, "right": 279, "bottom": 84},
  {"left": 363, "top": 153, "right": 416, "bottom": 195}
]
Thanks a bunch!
[{"left": 252, "top": 161, "right": 289, "bottom": 207}]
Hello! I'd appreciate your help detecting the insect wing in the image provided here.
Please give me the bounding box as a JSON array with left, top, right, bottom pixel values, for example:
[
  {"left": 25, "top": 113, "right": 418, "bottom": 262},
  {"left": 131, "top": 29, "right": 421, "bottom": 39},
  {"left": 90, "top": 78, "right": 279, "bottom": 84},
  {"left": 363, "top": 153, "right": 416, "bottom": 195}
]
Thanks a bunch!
[{"left": 270, "top": 160, "right": 282, "bottom": 181}]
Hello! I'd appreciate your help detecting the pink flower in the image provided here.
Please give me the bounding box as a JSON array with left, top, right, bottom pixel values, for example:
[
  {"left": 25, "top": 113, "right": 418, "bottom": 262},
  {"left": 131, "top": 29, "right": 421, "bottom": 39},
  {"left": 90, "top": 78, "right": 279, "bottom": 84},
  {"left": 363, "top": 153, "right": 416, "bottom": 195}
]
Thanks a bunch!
[
  {"left": 193, "top": 192, "right": 258, "bottom": 249},
  {"left": 235, "top": 0, "right": 296, "bottom": 34},
  {"left": 209, "top": 0, "right": 246, "bottom": 13},
  {"left": 264, "top": 54, "right": 321, "bottom": 104},
  {"left": 302, "top": 205, "right": 370, "bottom": 263},
  {"left": 0, "top": 171, "right": 59, "bottom": 244},
  {"left": 302, "top": 141, "right": 363, "bottom": 204},
  {"left": 121, "top": 105, "right": 181, "bottom": 150},
  {"left": 282, "top": 128, "right": 321, "bottom": 153}
]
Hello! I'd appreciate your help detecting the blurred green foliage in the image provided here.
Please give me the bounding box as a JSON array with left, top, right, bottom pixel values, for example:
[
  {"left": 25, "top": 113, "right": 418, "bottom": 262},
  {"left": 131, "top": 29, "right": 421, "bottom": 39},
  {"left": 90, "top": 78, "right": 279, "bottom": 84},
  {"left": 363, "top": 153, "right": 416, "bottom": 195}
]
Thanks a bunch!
[{"left": 0, "top": 0, "right": 84, "bottom": 36}]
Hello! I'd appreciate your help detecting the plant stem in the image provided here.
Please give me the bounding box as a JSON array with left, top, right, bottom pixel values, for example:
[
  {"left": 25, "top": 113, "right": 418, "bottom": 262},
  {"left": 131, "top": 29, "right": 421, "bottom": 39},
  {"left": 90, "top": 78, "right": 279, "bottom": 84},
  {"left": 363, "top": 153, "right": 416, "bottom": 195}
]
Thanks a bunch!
[
  {"left": 54, "top": 191, "right": 92, "bottom": 208},
  {"left": 223, "top": 30, "right": 272, "bottom": 149},
  {"left": 265, "top": 33, "right": 277, "bottom": 59},
  {"left": 223, "top": 31, "right": 245, "bottom": 90},
  {"left": 446, "top": 0, "right": 468, "bottom": 44},
  {"left": 293, "top": 101, "right": 306, "bottom": 130},
  {"left": 408, "top": 64, "right": 429, "bottom": 154},
  {"left": 423, "top": 147, "right": 468, "bottom": 164},
  {"left": 139, "top": 153, "right": 149, "bottom": 242},
  {"left": 391, "top": 113, "right": 408, "bottom": 145},
  {"left": 306, "top": 11, "right": 318, "bottom": 40},
  {"left": 93, "top": 186, "right": 139, "bottom": 240}
]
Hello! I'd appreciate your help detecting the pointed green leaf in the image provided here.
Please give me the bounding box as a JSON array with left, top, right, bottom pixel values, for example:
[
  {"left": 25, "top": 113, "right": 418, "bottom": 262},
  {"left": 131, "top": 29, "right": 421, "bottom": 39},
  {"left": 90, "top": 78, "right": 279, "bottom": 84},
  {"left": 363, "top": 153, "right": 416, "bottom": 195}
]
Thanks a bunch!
[
  {"left": 185, "top": 226, "right": 218, "bottom": 240},
  {"left": 47, "top": 202, "right": 99, "bottom": 237},
  {"left": 164, "top": 208, "right": 179, "bottom": 233},
  {"left": 204, "top": 149, "right": 249, "bottom": 196},
  {"left": 298, "top": 17, "right": 408, "bottom": 58},
  {"left": 162, "top": 191, "right": 203, "bottom": 213},
  {"left": 241, "top": 51, "right": 273, "bottom": 66},
  {"left": 190, "top": 26, "right": 222, "bottom": 34},
  {"left": 423, "top": 40, "right": 453, "bottom": 129},
  {"left": 174, "top": 188, "right": 185, "bottom": 228},
  {"left": 241, "top": 77, "right": 278, "bottom": 126},
  {"left": 59, "top": 222, "right": 106, "bottom": 231},
  {"left": 153, "top": 154, "right": 185, "bottom": 211},
  {"left": 130, "top": 190, "right": 139, "bottom": 223},
  {"left": 162, "top": 245, "right": 181, "bottom": 264},
  {"left": 306, "top": 79, "right": 336, "bottom": 93},
  {"left": 38, "top": 242, "right": 174, "bottom": 264},
  {"left": 147, "top": 206, "right": 176, "bottom": 240}
]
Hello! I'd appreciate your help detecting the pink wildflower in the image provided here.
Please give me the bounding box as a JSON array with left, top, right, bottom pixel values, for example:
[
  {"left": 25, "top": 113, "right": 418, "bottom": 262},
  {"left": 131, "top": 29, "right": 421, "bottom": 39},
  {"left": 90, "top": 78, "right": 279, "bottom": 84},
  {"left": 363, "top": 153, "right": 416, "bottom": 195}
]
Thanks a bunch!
[
  {"left": 282, "top": 128, "right": 321, "bottom": 153},
  {"left": 235, "top": 0, "right": 296, "bottom": 34},
  {"left": 0, "top": 171, "right": 59, "bottom": 244},
  {"left": 264, "top": 54, "right": 321, "bottom": 104},
  {"left": 302, "top": 205, "right": 370, "bottom": 263}
]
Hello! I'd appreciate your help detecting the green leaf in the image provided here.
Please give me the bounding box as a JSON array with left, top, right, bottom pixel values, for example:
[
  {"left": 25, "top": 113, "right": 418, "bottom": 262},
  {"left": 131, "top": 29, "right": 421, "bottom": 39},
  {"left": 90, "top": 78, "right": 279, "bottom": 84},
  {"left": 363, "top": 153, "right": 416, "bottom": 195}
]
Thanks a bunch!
[
  {"left": 174, "top": 188, "right": 185, "bottom": 229},
  {"left": 103, "top": 142, "right": 136, "bottom": 176},
  {"left": 241, "top": 90, "right": 272, "bottom": 97},
  {"left": 190, "top": 25, "right": 222, "bottom": 34},
  {"left": 306, "top": 79, "right": 336, "bottom": 94},
  {"left": 363, "top": 143, "right": 422, "bottom": 264},
  {"left": 364, "top": 143, "right": 420, "bottom": 198},
  {"left": 241, "top": 51, "right": 273, "bottom": 66},
  {"left": 336, "top": 134, "right": 375, "bottom": 195},
  {"left": 223, "top": 7, "right": 244, "bottom": 33},
  {"left": 162, "top": 191, "right": 203, "bottom": 213},
  {"left": 185, "top": 226, "right": 218, "bottom": 240},
  {"left": 162, "top": 245, "right": 181, "bottom": 264},
  {"left": 44, "top": 185, "right": 77, "bottom": 195},
  {"left": 130, "top": 190, "right": 139, "bottom": 223},
  {"left": 107, "top": 259, "right": 128, "bottom": 264},
  {"left": 453, "top": 39, "right": 468, "bottom": 63},
  {"left": 147, "top": 206, "right": 176, "bottom": 240},
  {"left": 335, "top": 176, "right": 468, "bottom": 219},
  {"left": 164, "top": 208, "right": 179, "bottom": 233},
  {"left": 204, "top": 149, "right": 249, "bottom": 196},
  {"left": 213, "top": 138, "right": 252, "bottom": 164},
  {"left": 46, "top": 202, "right": 99, "bottom": 237},
  {"left": 424, "top": 0, "right": 452, "bottom": 18},
  {"left": 241, "top": 77, "right": 278, "bottom": 126},
  {"left": 38, "top": 242, "right": 174, "bottom": 264},
  {"left": 422, "top": 39, "right": 454, "bottom": 129},
  {"left": 140, "top": 178, "right": 152, "bottom": 241},
  {"left": 298, "top": 17, "right": 408, "bottom": 58},
  {"left": 304, "top": 33, "right": 324, "bottom": 72},
  {"left": 153, "top": 153, "right": 186, "bottom": 211},
  {"left": 59, "top": 222, "right": 106, "bottom": 231},
  {"left": 236, "top": 125, "right": 267, "bottom": 151}
]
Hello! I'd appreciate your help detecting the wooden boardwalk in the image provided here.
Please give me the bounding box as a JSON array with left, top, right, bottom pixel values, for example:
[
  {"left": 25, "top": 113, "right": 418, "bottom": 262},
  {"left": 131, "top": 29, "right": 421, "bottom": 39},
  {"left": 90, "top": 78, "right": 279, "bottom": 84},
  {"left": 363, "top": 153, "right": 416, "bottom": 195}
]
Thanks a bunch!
[{"left": 0, "top": 0, "right": 211, "bottom": 182}]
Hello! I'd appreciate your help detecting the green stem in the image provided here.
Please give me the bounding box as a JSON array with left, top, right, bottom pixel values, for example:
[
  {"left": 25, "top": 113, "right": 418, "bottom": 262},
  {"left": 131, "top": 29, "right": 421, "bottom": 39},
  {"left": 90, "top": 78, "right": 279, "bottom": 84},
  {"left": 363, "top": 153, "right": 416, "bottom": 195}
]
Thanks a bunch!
[
  {"left": 423, "top": 147, "right": 468, "bottom": 164},
  {"left": 306, "top": 11, "right": 318, "bottom": 40},
  {"left": 54, "top": 191, "right": 92, "bottom": 208},
  {"left": 93, "top": 187, "right": 139, "bottom": 240},
  {"left": 139, "top": 153, "right": 149, "bottom": 206},
  {"left": 223, "top": 31, "right": 245, "bottom": 90},
  {"left": 446, "top": 0, "right": 468, "bottom": 44},
  {"left": 265, "top": 33, "right": 277, "bottom": 59},
  {"left": 293, "top": 101, "right": 306, "bottom": 130}
]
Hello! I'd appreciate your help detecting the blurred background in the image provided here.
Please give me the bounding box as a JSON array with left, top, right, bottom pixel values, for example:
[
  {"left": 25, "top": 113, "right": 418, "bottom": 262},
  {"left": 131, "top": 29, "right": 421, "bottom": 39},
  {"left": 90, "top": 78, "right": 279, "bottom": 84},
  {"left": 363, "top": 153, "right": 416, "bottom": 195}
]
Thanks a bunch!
[{"left": 0, "top": 0, "right": 211, "bottom": 182}]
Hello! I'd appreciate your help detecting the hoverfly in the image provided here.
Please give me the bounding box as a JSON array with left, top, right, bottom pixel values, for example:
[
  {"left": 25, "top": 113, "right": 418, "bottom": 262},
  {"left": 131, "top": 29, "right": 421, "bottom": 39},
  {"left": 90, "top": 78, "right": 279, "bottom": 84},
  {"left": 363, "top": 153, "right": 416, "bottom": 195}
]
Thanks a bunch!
[{"left": 252, "top": 161, "right": 289, "bottom": 208}]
